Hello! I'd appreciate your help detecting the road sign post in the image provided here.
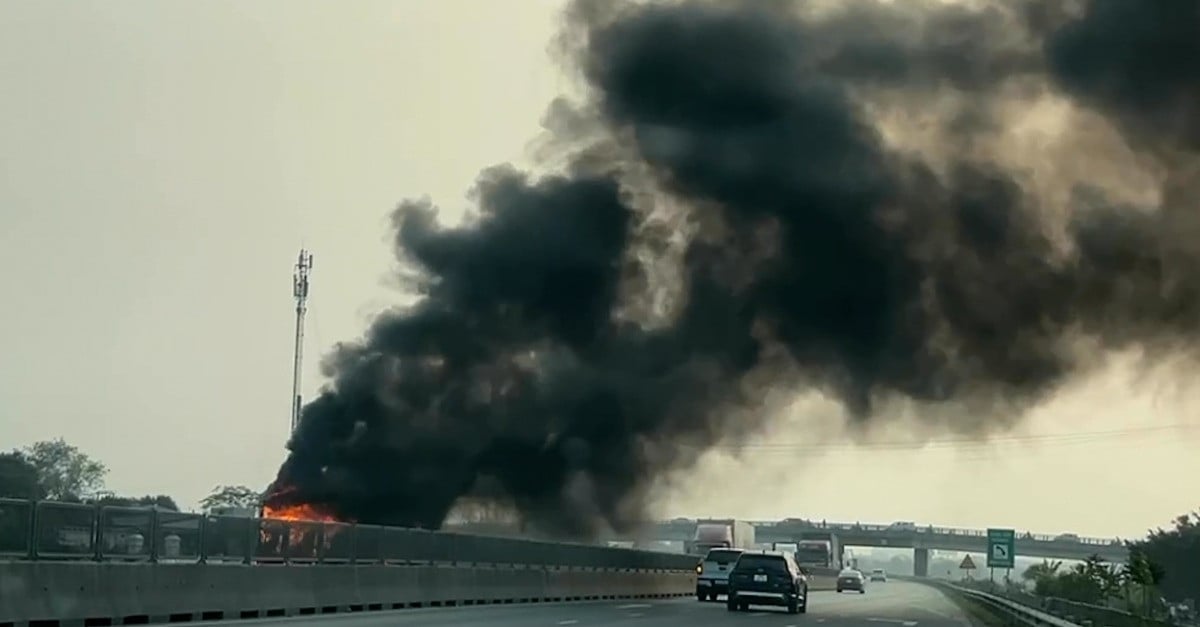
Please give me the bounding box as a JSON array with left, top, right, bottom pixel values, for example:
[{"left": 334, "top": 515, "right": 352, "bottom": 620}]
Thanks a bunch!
[{"left": 986, "top": 528, "right": 1016, "bottom": 569}]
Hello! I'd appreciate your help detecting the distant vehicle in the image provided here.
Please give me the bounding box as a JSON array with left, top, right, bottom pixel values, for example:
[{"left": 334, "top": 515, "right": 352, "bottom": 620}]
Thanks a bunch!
[
  {"left": 726, "top": 551, "right": 809, "bottom": 614},
  {"left": 837, "top": 568, "right": 867, "bottom": 593},
  {"left": 889, "top": 521, "right": 917, "bottom": 531},
  {"left": 869, "top": 568, "right": 887, "bottom": 582},
  {"left": 689, "top": 520, "right": 756, "bottom": 554},
  {"left": 696, "top": 548, "right": 745, "bottom": 601},
  {"left": 795, "top": 539, "right": 835, "bottom": 568},
  {"left": 1055, "top": 533, "right": 1080, "bottom": 543}
]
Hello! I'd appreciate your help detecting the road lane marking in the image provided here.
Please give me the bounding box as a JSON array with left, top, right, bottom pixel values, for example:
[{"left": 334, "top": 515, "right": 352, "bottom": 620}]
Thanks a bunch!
[
  {"left": 628, "top": 613, "right": 644, "bottom": 618},
  {"left": 868, "top": 618, "right": 918, "bottom": 626},
  {"left": 617, "top": 603, "right": 651, "bottom": 609},
  {"left": 558, "top": 621, "right": 579, "bottom": 625}
]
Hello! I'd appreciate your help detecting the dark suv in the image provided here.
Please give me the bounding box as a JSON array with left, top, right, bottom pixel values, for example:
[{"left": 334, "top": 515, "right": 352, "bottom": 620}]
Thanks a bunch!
[{"left": 726, "top": 551, "right": 808, "bottom": 614}]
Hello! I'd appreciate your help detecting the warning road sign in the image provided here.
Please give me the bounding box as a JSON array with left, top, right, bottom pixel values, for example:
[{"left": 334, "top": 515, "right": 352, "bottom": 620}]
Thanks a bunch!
[{"left": 959, "top": 554, "right": 976, "bottom": 570}]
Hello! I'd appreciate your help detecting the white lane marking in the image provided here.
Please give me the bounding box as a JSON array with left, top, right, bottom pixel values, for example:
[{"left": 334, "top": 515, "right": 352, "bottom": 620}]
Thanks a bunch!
[
  {"left": 617, "top": 603, "right": 652, "bottom": 609},
  {"left": 868, "top": 619, "right": 918, "bottom": 626},
  {"left": 816, "top": 619, "right": 827, "bottom": 622},
  {"left": 558, "top": 621, "right": 579, "bottom": 625},
  {"left": 750, "top": 612, "right": 768, "bottom": 616},
  {"left": 628, "top": 612, "right": 644, "bottom": 618}
]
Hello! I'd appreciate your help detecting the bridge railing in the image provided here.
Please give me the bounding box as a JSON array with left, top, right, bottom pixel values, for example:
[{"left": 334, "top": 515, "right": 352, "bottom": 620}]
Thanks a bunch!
[
  {"left": 753, "top": 519, "right": 1122, "bottom": 546},
  {"left": 0, "top": 498, "right": 696, "bottom": 570}
]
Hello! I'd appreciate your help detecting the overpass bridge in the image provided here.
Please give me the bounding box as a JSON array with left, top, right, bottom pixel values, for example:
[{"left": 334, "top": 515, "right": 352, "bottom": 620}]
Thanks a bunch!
[{"left": 640, "top": 518, "right": 1129, "bottom": 573}]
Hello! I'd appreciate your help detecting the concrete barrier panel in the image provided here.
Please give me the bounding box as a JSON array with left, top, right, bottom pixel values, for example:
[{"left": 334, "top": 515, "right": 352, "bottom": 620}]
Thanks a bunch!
[{"left": 0, "top": 562, "right": 695, "bottom": 627}]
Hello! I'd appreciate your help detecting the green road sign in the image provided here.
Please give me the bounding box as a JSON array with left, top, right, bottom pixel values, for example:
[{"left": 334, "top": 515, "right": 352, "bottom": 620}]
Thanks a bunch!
[{"left": 987, "top": 528, "right": 1016, "bottom": 569}]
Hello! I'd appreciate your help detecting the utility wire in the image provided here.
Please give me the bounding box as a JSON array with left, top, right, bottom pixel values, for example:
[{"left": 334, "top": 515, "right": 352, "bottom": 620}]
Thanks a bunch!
[{"left": 697, "top": 423, "right": 1200, "bottom": 454}]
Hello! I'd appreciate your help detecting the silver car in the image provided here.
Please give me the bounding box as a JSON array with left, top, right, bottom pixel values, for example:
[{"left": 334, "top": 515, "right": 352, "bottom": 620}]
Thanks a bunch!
[
  {"left": 696, "top": 548, "right": 745, "bottom": 601},
  {"left": 837, "top": 568, "right": 867, "bottom": 593}
]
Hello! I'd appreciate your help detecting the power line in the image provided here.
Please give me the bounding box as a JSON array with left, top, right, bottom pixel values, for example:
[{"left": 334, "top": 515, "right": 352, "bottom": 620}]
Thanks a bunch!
[{"left": 697, "top": 422, "right": 1200, "bottom": 454}]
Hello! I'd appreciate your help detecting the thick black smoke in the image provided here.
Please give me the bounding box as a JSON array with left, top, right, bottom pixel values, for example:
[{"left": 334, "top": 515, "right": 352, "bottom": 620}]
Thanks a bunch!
[{"left": 269, "top": 0, "right": 1200, "bottom": 535}]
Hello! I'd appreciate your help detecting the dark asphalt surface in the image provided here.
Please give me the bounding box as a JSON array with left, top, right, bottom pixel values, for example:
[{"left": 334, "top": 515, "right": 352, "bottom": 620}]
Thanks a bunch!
[{"left": 197, "top": 580, "right": 973, "bottom": 627}]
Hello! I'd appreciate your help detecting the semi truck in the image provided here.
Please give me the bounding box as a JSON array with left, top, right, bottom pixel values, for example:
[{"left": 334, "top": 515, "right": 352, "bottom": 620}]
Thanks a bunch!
[
  {"left": 692, "top": 520, "right": 757, "bottom": 601},
  {"left": 795, "top": 539, "right": 840, "bottom": 569},
  {"left": 772, "top": 542, "right": 799, "bottom": 554},
  {"left": 688, "top": 519, "right": 756, "bottom": 554}
]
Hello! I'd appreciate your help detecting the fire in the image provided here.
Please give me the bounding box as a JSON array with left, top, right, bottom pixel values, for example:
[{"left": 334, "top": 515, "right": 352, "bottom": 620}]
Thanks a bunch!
[
  {"left": 261, "top": 502, "right": 339, "bottom": 522},
  {"left": 257, "top": 488, "right": 353, "bottom": 559}
]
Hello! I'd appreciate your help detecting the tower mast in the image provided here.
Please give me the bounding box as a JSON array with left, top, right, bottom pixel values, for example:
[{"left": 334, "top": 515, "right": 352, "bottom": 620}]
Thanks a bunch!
[{"left": 291, "top": 249, "right": 313, "bottom": 434}]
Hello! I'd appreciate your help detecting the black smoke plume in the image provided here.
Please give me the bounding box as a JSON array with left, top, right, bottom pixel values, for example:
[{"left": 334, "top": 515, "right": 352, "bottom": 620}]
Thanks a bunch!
[{"left": 268, "top": 0, "right": 1200, "bottom": 535}]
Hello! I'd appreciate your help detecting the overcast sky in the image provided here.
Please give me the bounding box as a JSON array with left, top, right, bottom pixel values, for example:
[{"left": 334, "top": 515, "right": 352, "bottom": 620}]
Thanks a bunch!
[{"left": 1, "top": 1, "right": 1196, "bottom": 540}]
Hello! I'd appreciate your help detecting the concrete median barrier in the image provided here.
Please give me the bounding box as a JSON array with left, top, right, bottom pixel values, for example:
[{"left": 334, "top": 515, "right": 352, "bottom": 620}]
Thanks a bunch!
[
  {"left": 0, "top": 562, "right": 695, "bottom": 627},
  {"left": 804, "top": 567, "right": 839, "bottom": 592},
  {"left": 807, "top": 575, "right": 837, "bottom": 591}
]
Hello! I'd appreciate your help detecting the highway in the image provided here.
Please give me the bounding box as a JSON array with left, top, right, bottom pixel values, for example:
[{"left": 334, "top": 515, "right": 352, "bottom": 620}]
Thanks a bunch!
[{"left": 187, "top": 581, "right": 970, "bottom": 627}]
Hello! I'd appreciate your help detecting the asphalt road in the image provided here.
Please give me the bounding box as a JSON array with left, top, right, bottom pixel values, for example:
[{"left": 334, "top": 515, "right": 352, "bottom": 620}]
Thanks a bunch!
[{"left": 194, "top": 580, "right": 973, "bottom": 627}]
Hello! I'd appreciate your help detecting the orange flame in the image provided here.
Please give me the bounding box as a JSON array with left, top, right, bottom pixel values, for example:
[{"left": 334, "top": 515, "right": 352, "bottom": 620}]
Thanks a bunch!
[
  {"left": 262, "top": 502, "right": 340, "bottom": 522},
  {"left": 257, "top": 489, "right": 351, "bottom": 559}
]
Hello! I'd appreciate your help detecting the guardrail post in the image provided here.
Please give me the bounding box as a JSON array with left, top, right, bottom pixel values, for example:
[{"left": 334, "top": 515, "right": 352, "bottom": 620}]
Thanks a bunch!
[
  {"left": 92, "top": 503, "right": 102, "bottom": 562},
  {"left": 243, "top": 516, "right": 255, "bottom": 565},
  {"left": 27, "top": 500, "right": 39, "bottom": 560},
  {"left": 198, "top": 515, "right": 208, "bottom": 564},
  {"left": 149, "top": 508, "right": 160, "bottom": 563}
]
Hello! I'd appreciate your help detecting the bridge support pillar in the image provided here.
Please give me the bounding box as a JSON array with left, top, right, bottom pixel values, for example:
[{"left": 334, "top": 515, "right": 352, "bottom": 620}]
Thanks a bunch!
[{"left": 913, "top": 548, "right": 929, "bottom": 577}]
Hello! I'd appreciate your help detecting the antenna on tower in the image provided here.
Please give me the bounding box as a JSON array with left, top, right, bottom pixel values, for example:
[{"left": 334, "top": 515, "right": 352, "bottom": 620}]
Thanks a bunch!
[{"left": 291, "top": 249, "right": 314, "bottom": 434}]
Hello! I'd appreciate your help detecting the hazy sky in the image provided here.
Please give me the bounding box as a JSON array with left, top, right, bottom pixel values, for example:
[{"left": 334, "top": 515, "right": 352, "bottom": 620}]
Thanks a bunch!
[{"left": 1, "top": 1, "right": 1196, "bottom": 540}]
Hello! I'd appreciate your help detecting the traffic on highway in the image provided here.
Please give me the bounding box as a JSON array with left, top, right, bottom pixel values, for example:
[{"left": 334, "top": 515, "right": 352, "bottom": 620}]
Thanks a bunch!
[
  {"left": 3, "top": 0, "right": 1198, "bottom": 626},
  {"left": 179, "top": 581, "right": 956, "bottom": 627}
]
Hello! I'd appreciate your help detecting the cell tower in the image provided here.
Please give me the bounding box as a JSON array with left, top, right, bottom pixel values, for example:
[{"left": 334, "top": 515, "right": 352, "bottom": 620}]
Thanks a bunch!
[{"left": 291, "top": 249, "right": 314, "bottom": 434}]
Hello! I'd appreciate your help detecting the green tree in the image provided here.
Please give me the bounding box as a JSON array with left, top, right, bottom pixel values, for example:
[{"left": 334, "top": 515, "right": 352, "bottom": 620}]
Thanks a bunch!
[
  {"left": 200, "top": 485, "right": 262, "bottom": 512},
  {"left": 1125, "top": 546, "right": 1169, "bottom": 615},
  {"left": 95, "top": 494, "right": 180, "bottom": 510},
  {"left": 21, "top": 439, "right": 107, "bottom": 500},
  {"left": 1130, "top": 511, "right": 1194, "bottom": 604},
  {"left": 1026, "top": 555, "right": 1122, "bottom": 604},
  {"left": 0, "top": 451, "right": 45, "bottom": 499},
  {"left": 1022, "top": 559, "right": 1061, "bottom": 582}
]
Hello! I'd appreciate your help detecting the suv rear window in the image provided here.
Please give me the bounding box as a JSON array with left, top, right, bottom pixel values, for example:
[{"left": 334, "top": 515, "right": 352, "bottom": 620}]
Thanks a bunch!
[
  {"left": 705, "top": 549, "right": 743, "bottom": 564},
  {"left": 735, "top": 554, "right": 789, "bottom": 573}
]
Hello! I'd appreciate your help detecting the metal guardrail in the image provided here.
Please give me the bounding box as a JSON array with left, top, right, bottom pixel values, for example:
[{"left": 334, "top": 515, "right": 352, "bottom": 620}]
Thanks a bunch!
[
  {"left": 930, "top": 580, "right": 1180, "bottom": 627},
  {"left": 1039, "top": 597, "right": 1178, "bottom": 627},
  {"left": 922, "top": 580, "right": 1082, "bottom": 627},
  {"left": 0, "top": 498, "right": 696, "bottom": 570}
]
